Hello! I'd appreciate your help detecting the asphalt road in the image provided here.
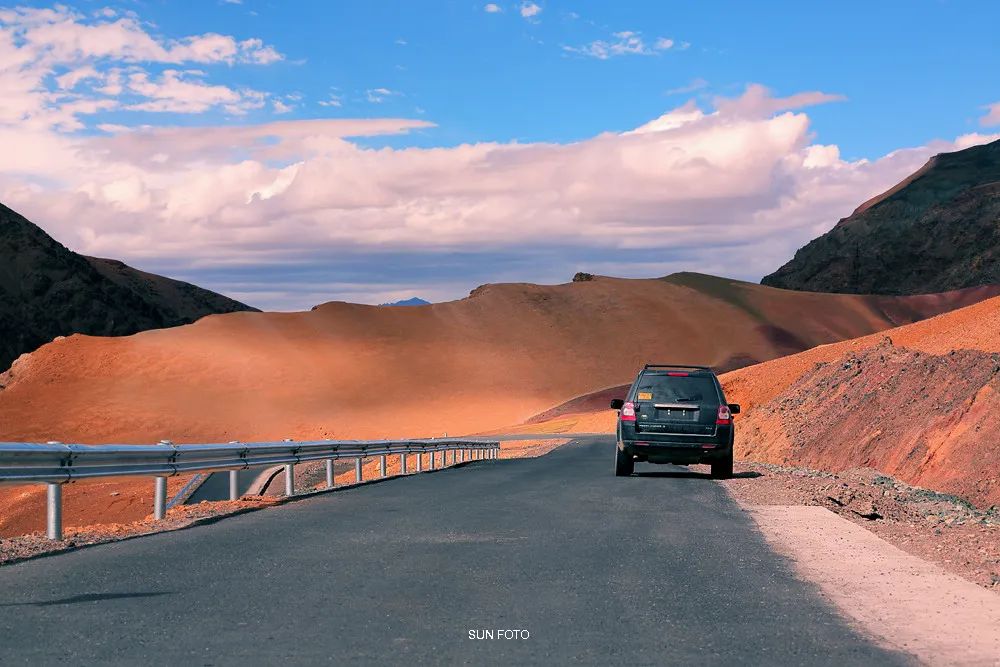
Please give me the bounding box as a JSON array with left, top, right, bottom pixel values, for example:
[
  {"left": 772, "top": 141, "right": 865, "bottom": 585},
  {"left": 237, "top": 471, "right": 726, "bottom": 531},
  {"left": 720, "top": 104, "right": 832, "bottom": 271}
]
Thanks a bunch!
[{"left": 0, "top": 436, "right": 908, "bottom": 665}]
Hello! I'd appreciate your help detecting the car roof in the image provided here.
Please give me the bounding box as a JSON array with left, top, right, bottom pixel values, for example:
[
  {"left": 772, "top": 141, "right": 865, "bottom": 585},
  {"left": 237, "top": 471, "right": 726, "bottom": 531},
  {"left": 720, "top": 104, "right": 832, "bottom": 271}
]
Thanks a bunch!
[{"left": 639, "top": 368, "right": 717, "bottom": 378}]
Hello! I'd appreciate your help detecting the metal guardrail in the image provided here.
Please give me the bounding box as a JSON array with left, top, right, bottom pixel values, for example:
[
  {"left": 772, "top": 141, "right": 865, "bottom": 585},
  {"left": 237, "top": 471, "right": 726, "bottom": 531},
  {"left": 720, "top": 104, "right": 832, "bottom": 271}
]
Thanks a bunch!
[{"left": 0, "top": 438, "right": 501, "bottom": 541}]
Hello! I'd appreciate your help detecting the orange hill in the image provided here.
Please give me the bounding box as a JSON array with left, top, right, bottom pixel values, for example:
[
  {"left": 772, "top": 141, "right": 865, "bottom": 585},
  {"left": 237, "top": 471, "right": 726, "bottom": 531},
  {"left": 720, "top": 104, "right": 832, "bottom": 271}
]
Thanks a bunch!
[
  {"left": 721, "top": 295, "right": 1000, "bottom": 508},
  {"left": 1, "top": 272, "right": 997, "bottom": 447}
]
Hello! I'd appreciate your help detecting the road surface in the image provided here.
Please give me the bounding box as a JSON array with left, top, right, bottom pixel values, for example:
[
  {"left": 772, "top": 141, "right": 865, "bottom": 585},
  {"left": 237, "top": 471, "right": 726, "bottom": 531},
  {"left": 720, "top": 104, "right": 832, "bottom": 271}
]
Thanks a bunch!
[{"left": 0, "top": 436, "right": 906, "bottom": 665}]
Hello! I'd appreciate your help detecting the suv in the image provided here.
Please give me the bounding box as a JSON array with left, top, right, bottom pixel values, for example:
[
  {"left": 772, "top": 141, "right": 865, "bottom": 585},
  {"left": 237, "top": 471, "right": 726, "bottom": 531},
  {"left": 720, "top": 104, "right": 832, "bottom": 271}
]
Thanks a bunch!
[{"left": 611, "top": 364, "right": 740, "bottom": 479}]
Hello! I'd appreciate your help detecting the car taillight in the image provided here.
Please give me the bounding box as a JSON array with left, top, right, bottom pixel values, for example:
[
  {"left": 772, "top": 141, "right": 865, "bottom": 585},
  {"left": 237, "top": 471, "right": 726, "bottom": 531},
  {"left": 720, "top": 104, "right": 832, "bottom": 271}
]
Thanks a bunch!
[
  {"left": 620, "top": 401, "right": 637, "bottom": 422},
  {"left": 716, "top": 405, "right": 732, "bottom": 425}
]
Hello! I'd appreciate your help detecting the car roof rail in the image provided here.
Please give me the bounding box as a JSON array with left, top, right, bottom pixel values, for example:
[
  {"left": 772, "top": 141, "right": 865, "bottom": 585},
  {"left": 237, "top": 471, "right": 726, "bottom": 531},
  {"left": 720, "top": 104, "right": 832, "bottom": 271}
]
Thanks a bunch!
[{"left": 642, "top": 363, "right": 714, "bottom": 371}]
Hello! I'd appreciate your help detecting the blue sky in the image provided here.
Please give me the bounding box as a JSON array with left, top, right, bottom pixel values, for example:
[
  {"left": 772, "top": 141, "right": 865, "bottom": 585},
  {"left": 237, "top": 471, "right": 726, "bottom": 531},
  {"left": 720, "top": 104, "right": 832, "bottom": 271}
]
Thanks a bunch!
[
  {"left": 2, "top": 1, "right": 999, "bottom": 309},
  {"left": 83, "top": 0, "right": 999, "bottom": 156}
]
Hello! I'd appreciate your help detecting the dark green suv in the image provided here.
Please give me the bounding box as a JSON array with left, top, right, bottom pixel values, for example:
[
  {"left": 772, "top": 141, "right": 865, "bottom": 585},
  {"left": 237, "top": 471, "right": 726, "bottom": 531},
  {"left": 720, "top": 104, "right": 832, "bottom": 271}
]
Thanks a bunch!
[{"left": 610, "top": 364, "right": 740, "bottom": 478}]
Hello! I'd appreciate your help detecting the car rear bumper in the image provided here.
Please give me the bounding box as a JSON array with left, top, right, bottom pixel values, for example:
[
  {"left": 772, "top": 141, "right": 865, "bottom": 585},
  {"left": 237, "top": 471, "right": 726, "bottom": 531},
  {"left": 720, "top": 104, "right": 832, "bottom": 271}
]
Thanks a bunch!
[{"left": 619, "top": 437, "right": 731, "bottom": 464}]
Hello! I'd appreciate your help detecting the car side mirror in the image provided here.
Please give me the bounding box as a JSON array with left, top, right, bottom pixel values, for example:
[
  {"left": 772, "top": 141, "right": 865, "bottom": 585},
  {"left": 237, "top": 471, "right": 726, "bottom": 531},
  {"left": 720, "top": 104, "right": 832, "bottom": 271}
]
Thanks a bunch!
[
  {"left": 610, "top": 398, "right": 624, "bottom": 410},
  {"left": 728, "top": 403, "right": 741, "bottom": 415}
]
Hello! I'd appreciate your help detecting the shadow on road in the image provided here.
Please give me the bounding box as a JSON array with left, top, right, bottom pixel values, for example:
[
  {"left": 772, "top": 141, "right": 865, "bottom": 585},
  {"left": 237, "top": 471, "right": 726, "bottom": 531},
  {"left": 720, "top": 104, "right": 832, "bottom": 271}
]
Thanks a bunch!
[
  {"left": 632, "top": 470, "right": 763, "bottom": 480},
  {"left": 0, "top": 592, "right": 173, "bottom": 607}
]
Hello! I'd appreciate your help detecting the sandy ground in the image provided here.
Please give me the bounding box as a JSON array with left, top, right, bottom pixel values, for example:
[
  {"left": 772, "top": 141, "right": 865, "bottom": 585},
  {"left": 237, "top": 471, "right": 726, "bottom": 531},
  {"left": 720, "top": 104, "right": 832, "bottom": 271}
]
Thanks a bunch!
[
  {"left": 749, "top": 506, "right": 1000, "bottom": 666},
  {"left": 0, "top": 474, "right": 195, "bottom": 538},
  {"left": 2, "top": 274, "right": 990, "bottom": 448},
  {"left": 718, "top": 460, "right": 1000, "bottom": 591}
]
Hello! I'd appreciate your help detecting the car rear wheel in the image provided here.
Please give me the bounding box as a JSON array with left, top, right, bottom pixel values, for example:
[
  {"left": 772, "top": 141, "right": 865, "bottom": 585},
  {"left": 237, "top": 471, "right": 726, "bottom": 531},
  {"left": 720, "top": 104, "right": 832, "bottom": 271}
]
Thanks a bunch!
[
  {"left": 615, "top": 445, "right": 634, "bottom": 477},
  {"left": 711, "top": 452, "right": 733, "bottom": 479}
]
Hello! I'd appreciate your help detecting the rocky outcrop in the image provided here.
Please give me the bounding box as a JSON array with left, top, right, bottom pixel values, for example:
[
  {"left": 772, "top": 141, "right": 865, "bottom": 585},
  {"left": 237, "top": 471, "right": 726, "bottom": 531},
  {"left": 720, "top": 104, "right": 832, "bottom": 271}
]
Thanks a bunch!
[
  {"left": 0, "top": 202, "right": 256, "bottom": 371},
  {"left": 762, "top": 139, "right": 1000, "bottom": 295}
]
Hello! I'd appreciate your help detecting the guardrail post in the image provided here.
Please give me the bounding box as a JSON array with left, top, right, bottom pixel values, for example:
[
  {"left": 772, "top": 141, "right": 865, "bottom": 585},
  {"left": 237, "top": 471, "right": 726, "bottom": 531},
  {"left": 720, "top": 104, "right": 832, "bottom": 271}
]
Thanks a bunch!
[
  {"left": 380, "top": 455, "right": 386, "bottom": 478},
  {"left": 355, "top": 457, "right": 363, "bottom": 483},
  {"left": 326, "top": 459, "right": 335, "bottom": 488},
  {"left": 417, "top": 451, "right": 423, "bottom": 472},
  {"left": 285, "top": 463, "right": 294, "bottom": 496},
  {"left": 154, "top": 476, "right": 167, "bottom": 520},
  {"left": 229, "top": 470, "right": 239, "bottom": 501},
  {"left": 431, "top": 450, "right": 437, "bottom": 470},
  {"left": 400, "top": 453, "right": 407, "bottom": 474},
  {"left": 46, "top": 483, "right": 62, "bottom": 541}
]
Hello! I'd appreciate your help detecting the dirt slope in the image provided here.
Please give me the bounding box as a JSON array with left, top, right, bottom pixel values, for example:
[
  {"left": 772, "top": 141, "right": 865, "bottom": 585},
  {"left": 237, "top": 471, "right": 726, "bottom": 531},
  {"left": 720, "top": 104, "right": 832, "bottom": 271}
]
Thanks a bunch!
[
  {"left": 762, "top": 138, "right": 1000, "bottom": 295},
  {"left": 0, "top": 202, "right": 256, "bottom": 371},
  {"left": 2, "top": 273, "right": 997, "bottom": 536},
  {"left": 2, "top": 273, "right": 995, "bottom": 446},
  {"left": 721, "top": 296, "right": 1000, "bottom": 507}
]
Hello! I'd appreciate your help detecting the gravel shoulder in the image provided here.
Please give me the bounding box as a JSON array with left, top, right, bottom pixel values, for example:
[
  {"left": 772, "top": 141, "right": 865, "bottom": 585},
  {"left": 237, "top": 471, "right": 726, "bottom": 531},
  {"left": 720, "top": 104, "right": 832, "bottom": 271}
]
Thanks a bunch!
[{"left": 716, "top": 460, "right": 1000, "bottom": 591}]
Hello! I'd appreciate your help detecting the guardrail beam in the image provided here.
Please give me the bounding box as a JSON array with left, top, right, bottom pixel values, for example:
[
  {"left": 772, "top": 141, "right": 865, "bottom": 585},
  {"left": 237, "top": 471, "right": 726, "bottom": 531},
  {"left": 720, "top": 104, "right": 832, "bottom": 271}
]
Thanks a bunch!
[{"left": 1, "top": 438, "right": 500, "bottom": 539}]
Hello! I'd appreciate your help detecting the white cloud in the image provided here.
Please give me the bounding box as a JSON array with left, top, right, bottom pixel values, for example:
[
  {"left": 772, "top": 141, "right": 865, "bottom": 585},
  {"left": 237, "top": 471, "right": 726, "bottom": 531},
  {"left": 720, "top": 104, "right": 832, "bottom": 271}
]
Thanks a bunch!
[
  {"left": 366, "top": 87, "right": 400, "bottom": 103},
  {"left": 981, "top": 101, "right": 1000, "bottom": 127},
  {"left": 4, "top": 83, "right": 997, "bottom": 308},
  {"left": 318, "top": 94, "right": 343, "bottom": 107},
  {"left": 272, "top": 99, "right": 293, "bottom": 114},
  {"left": 564, "top": 30, "right": 679, "bottom": 59},
  {"left": 55, "top": 64, "right": 99, "bottom": 89},
  {"left": 124, "top": 70, "right": 266, "bottom": 115},
  {"left": 484, "top": 3, "right": 502, "bottom": 13},
  {"left": 0, "top": 4, "right": 284, "bottom": 132},
  {"left": 520, "top": 2, "right": 541, "bottom": 19}
]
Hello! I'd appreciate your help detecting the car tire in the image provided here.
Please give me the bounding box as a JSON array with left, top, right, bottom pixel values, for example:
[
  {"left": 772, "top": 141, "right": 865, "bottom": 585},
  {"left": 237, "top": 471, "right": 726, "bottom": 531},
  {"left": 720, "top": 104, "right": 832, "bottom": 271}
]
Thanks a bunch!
[
  {"left": 711, "top": 452, "right": 733, "bottom": 479},
  {"left": 615, "top": 445, "right": 634, "bottom": 477}
]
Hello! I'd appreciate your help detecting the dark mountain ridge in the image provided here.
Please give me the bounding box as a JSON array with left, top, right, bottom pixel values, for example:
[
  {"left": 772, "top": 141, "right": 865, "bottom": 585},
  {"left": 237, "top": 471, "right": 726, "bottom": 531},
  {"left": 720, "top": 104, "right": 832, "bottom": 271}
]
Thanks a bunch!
[
  {"left": 762, "top": 138, "right": 1000, "bottom": 295},
  {"left": 0, "top": 202, "right": 256, "bottom": 371}
]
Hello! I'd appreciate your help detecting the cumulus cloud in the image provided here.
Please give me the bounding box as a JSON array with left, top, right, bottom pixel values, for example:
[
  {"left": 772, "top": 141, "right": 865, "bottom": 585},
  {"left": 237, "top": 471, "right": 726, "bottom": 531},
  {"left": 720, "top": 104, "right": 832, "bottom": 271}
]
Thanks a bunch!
[
  {"left": 3, "top": 82, "right": 996, "bottom": 309},
  {"left": 124, "top": 70, "right": 266, "bottom": 115},
  {"left": 484, "top": 3, "right": 502, "bottom": 13},
  {"left": 981, "top": 102, "right": 1000, "bottom": 127},
  {"left": 520, "top": 2, "right": 541, "bottom": 19},
  {"left": 564, "top": 31, "right": 677, "bottom": 59},
  {"left": 0, "top": 4, "right": 284, "bottom": 131}
]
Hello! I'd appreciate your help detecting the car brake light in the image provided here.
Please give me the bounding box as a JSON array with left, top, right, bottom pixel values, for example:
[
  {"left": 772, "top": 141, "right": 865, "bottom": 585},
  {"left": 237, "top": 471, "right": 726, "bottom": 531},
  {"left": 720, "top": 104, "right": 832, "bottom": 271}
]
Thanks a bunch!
[
  {"left": 620, "top": 401, "right": 637, "bottom": 422},
  {"left": 716, "top": 405, "right": 732, "bottom": 425},
  {"left": 667, "top": 371, "right": 689, "bottom": 376}
]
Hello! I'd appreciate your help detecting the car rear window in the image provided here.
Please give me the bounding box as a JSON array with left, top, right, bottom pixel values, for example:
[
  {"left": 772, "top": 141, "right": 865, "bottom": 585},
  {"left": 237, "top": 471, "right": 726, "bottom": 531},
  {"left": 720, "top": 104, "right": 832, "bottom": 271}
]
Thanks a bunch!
[{"left": 632, "top": 374, "right": 718, "bottom": 404}]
